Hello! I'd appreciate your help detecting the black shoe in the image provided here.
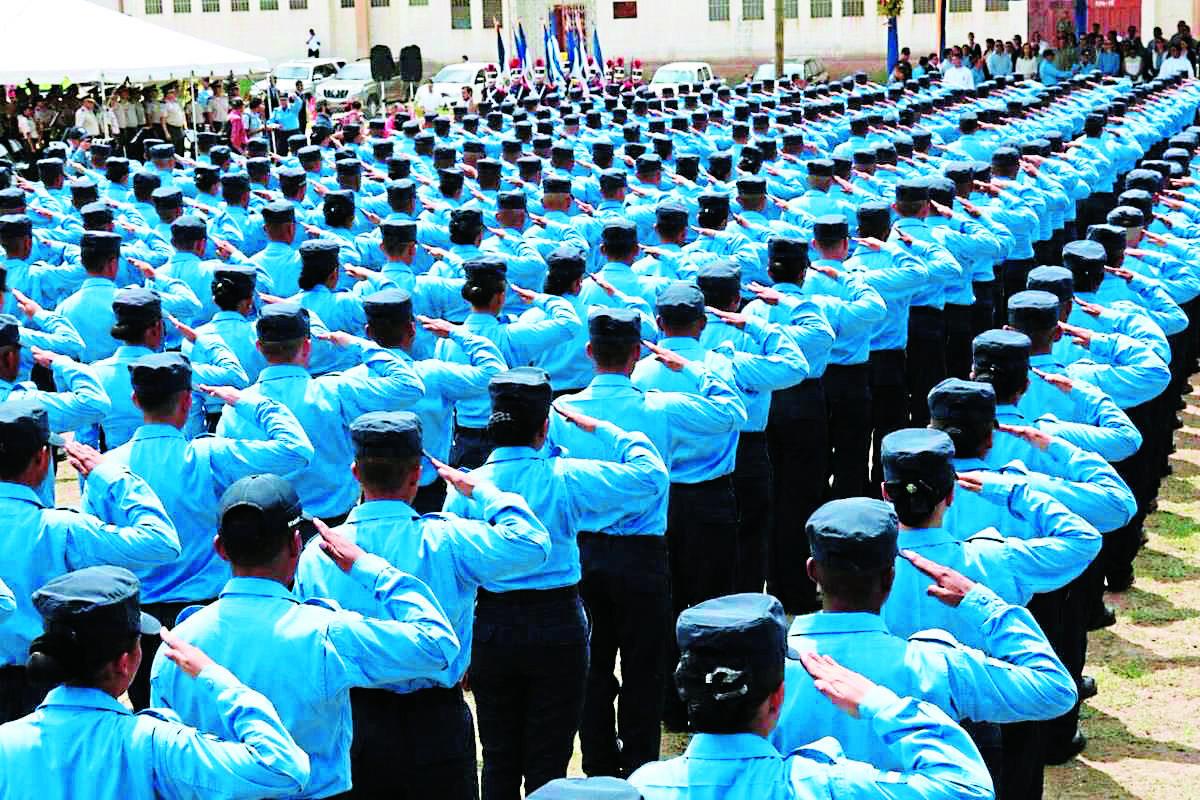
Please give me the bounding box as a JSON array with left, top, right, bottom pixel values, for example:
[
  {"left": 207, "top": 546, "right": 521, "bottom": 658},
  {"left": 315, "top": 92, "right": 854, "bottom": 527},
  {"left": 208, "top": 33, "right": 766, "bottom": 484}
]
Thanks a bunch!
[
  {"left": 1079, "top": 675, "right": 1098, "bottom": 700},
  {"left": 1045, "top": 731, "right": 1088, "bottom": 765},
  {"left": 1107, "top": 573, "right": 1135, "bottom": 593},
  {"left": 1090, "top": 605, "right": 1118, "bottom": 631}
]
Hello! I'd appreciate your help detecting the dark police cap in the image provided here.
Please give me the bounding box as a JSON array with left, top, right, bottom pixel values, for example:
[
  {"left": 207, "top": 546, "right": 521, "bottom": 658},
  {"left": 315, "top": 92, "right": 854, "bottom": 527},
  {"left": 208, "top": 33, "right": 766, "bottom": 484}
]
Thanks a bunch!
[
  {"left": 851, "top": 148, "right": 875, "bottom": 166},
  {"left": 674, "top": 593, "right": 789, "bottom": 705},
  {"left": 245, "top": 157, "right": 271, "bottom": 179},
  {"left": 1026, "top": 265, "right": 1073, "bottom": 302},
  {"left": 33, "top": 566, "right": 160, "bottom": 651},
  {"left": 297, "top": 145, "right": 323, "bottom": 164},
  {"left": 489, "top": 367, "right": 552, "bottom": 413},
  {"left": 299, "top": 238, "right": 340, "bottom": 270},
  {"left": 942, "top": 163, "right": 974, "bottom": 184},
  {"left": 322, "top": 191, "right": 356, "bottom": 219},
  {"left": 213, "top": 263, "right": 257, "bottom": 295},
  {"left": 806, "top": 497, "right": 899, "bottom": 573},
  {"left": 598, "top": 169, "right": 627, "bottom": 193},
  {"left": 856, "top": 201, "right": 891, "bottom": 229},
  {"left": 351, "top": 411, "right": 422, "bottom": 460},
  {"left": 698, "top": 193, "right": 730, "bottom": 215},
  {"left": 438, "top": 168, "right": 465, "bottom": 193},
  {"left": 972, "top": 328, "right": 1032, "bottom": 374},
  {"left": 450, "top": 207, "right": 484, "bottom": 239},
  {"left": 546, "top": 245, "right": 586, "bottom": 280},
  {"left": 256, "top": 303, "right": 311, "bottom": 343},
  {"left": 894, "top": 180, "right": 929, "bottom": 203},
  {"left": 278, "top": 167, "right": 307, "bottom": 194},
  {"left": 0, "top": 313, "right": 17, "bottom": 348},
  {"left": 80, "top": 230, "right": 121, "bottom": 260},
  {"left": 1007, "top": 290, "right": 1060, "bottom": 331},
  {"left": 463, "top": 254, "right": 508, "bottom": 281},
  {"left": 768, "top": 237, "right": 808, "bottom": 271},
  {"left": 148, "top": 144, "right": 175, "bottom": 160},
  {"left": 1116, "top": 189, "right": 1154, "bottom": 218},
  {"left": 656, "top": 200, "right": 689, "bottom": 228},
  {"left": 656, "top": 280, "right": 706, "bottom": 326},
  {"left": 80, "top": 202, "right": 114, "bottom": 229},
  {"left": 736, "top": 176, "right": 767, "bottom": 196},
  {"left": 813, "top": 214, "right": 849, "bottom": 241},
  {"left": 170, "top": 215, "right": 207, "bottom": 242},
  {"left": 602, "top": 219, "right": 638, "bottom": 249},
  {"left": 1062, "top": 239, "right": 1107, "bottom": 277},
  {"left": 151, "top": 186, "right": 184, "bottom": 209},
  {"left": 475, "top": 159, "right": 502, "bottom": 178},
  {"left": 1107, "top": 205, "right": 1145, "bottom": 228},
  {"left": 113, "top": 286, "right": 162, "bottom": 326},
  {"left": 335, "top": 158, "right": 363, "bottom": 178},
  {"left": 0, "top": 190, "right": 20, "bottom": 212},
  {"left": 588, "top": 307, "right": 641, "bottom": 346},
  {"left": 543, "top": 176, "right": 572, "bottom": 194},
  {"left": 220, "top": 173, "right": 250, "bottom": 194},
  {"left": 218, "top": 473, "right": 309, "bottom": 543},
  {"left": 1085, "top": 223, "right": 1125, "bottom": 261},
  {"left": 696, "top": 260, "right": 741, "bottom": 296},
  {"left": 927, "top": 377, "right": 996, "bottom": 424},
  {"left": 362, "top": 287, "right": 413, "bottom": 324},
  {"left": 386, "top": 179, "right": 416, "bottom": 205},
  {"left": 526, "top": 777, "right": 643, "bottom": 799},
  {"left": 69, "top": 178, "right": 98, "bottom": 202},
  {"left": 381, "top": 219, "right": 417, "bottom": 246},
  {"left": 261, "top": 201, "right": 295, "bottom": 225},
  {"left": 209, "top": 146, "right": 232, "bottom": 164},
  {"left": 880, "top": 427, "right": 956, "bottom": 500},
  {"left": 0, "top": 397, "right": 62, "bottom": 456},
  {"left": 129, "top": 351, "right": 192, "bottom": 395},
  {"left": 991, "top": 146, "right": 1020, "bottom": 168},
  {"left": 498, "top": 190, "right": 526, "bottom": 210}
]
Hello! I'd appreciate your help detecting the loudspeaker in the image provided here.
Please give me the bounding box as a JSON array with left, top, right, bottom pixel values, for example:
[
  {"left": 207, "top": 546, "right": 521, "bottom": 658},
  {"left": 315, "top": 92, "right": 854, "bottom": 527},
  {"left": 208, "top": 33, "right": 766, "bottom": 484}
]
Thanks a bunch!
[
  {"left": 399, "top": 45, "right": 423, "bottom": 83},
  {"left": 370, "top": 45, "right": 397, "bottom": 82}
]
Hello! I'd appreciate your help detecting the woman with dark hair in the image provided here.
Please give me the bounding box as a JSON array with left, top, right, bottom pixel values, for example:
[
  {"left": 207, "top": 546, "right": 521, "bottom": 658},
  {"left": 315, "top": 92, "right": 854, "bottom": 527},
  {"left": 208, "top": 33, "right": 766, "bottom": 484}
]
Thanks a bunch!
[{"left": 0, "top": 566, "right": 310, "bottom": 799}]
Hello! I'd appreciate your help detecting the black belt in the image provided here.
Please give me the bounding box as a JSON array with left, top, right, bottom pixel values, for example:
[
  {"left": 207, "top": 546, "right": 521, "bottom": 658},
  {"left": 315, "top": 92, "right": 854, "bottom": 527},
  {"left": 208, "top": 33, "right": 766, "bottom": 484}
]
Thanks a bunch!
[
  {"left": 0, "top": 666, "right": 25, "bottom": 678},
  {"left": 351, "top": 684, "right": 463, "bottom": 710},
  {"left": 670, "top": 474, "right": 734, "bottom": 492},
  {"left": 477, "top": 584, "right": 579, "bottom": 605},
  {"left": 454, "top": 425, "right": 488, "bottom": 436},
  {"left": 578, "top": 531, "right": 668, "bottom": 551},
  {"left": 909, "top": 306, "right": 942, "bottom": 321}
]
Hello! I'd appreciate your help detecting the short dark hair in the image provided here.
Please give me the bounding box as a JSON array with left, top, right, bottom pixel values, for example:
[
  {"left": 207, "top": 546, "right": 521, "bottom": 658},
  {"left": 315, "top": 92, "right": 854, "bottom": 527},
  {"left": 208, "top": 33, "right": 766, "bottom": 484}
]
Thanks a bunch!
[
  {"left": 591, "top": 337, "right": 637, "bottom": 369},
  {"left": 812, "top": 562, "right": 891, "bottom": 609},
  {"left": 258, "top": 338, "right": 305, "bottom": 363},
  {"left": 355, "top": 455, "right": 420, "bottom": 493},
  {"left": 133, "top": 387, "right": 185, "bottom": 419},
  {"left": 930, "top": 417, "right": 992, "bottom": 459},
  {"left": 218, "top": 506, "right": 292, "bottom": 568}
]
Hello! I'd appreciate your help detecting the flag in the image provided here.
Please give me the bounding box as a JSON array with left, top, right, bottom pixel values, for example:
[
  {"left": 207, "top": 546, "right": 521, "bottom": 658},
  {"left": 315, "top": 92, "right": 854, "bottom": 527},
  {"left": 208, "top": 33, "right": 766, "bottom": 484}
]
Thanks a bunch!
[
  {"left": 565, "top": 23, "right": 577, "bottom": 76},
  {"left": 516, "top": 22, "right": 528, "bottom": 70},
  {"left": 496, "top": 20, "right": 505, "bottom": 73},
  {"left": 592, "top": 27, "right": 605, "bottom": 84},
  {"left": 547, "top": 19, "right": 567, "bottom": 84},
  {"left": 886, "top": 16, "right": 899, "bottom": 75}
]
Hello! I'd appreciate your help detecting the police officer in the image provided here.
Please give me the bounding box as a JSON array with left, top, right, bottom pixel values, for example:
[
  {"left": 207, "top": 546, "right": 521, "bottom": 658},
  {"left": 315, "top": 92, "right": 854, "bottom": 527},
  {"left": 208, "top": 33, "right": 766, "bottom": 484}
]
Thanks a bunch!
[
  {"left": 0, "top": 566, "right": 311, "bottom": 799},
  {"left": 627, "top": 592, "right": 994, "bottom": 799},
  {"left": 444, "top": 367, "right": 668, "bottom": 799},
  {"left": 100, "top": 352, "right": 315, "bottom": 709},
  {"left": 294, "top": 411, "right": 550, "bottom": 799},
  {"left": 0, "top": 399, "right": 179, "bottom": 723},
  {"left": 150, "top": 473, "right": 461, "bottom": 799}
]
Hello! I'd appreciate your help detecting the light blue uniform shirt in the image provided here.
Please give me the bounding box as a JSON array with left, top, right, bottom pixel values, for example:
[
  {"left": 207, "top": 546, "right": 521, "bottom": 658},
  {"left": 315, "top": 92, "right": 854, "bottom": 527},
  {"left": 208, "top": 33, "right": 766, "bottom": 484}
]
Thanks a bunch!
[
  {"left": 216, "top": 339, "right": 424, "bottom": 519},
  {"left": 253, "top": 240, "right": 304, "bottom": 297},
  {"left": 631, "top": 337, "right": 747, "bottom": 482},
  {"left": 0, "top": 664, "right": 310, "bottom": 800},
  {"left": 890, "top": 217, "right": 963, "bottom": 310},
  {"left": 629, "top": 688, "right": 993, "bottom": 800},
  {"left": 698, "top": 314, "right": 810, "bottom": 431},
  {"left": 774, "top": 585, "right": 1075, "bottom": 765},
  {"left": 151, "top": 561, "right": 459, "bottom": 799},
  {"left": 101, "top": 398, "right": 314, "bottom": 604},
  {"left": 850, "top": 241, "right": 931, "bottom": 352},
  {"left": 58, "top": 275, "right": 202, "bottom": 363},
  {"left": 1036, "top": 329, "right": 1172, "bottom": 410},
  {"left": 0, "top": 462, "right": 179, "bottom": 666},
  {"left": 444, "top": 420, "right": 669, "bottom": 589},
  {"left": 460, "top": 294, "right": 581, "bottom": 369},
  {"left": 295, "top": 482, "right": 550, "bottom": 691},
  {"left": 742, "top": 285, "right": 837, "bottom": 378},
  {"left": 800, "top": 265, "right": 887, "bottom": 366},
  {"left": 1011, "top": 371, "right": 1142, "bottom": 462}
]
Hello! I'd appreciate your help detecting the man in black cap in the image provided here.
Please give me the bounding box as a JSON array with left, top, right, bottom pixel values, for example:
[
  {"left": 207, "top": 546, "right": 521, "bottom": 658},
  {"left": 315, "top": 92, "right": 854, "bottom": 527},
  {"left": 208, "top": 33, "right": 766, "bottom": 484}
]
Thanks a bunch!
[
  {"left": 445, "top": 366, "right": 668, "bottom": 798},
  {"left": 0, "top": 215, "right": 84, "bottom": 310},
  {"left": 251, "top": 201, "right": 305, "bottom": 297},
  {"left": 0, "top": 565, "right": 311, "bottom": 799},
  {"left": 161, "top": 214, "right": 251, "bottom": 324},
  {"left": 554, "top": 305, "right": 749, "bottom": 774},
  {"left": 99, "top": 351, "right": 314, "bottom": 709},
  {"left": 215, "top": 302, "right": 423, "bottom": 525},
  {"left": 214, "top": 173, "right": 266, "bottom": 257},
  {"left": 0, "top": 398, "right": 180, "bottom": 723},
  {"left": 627, "top": 592, "right": 993, "bottom": 799},
  {"left": 294, "top": 410, "right": 549, "bottom": 799},
  {"left": 150, "top": 473, "right": 460, "bottom": 800},
  {"left": 578, "top": 219, "right": 664, "bottom": 311}
]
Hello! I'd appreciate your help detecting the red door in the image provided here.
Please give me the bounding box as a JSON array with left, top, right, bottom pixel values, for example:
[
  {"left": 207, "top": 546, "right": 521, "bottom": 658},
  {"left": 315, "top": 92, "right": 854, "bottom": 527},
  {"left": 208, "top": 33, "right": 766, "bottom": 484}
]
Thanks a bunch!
[
  {"left": 1027, "top": 0, "right": 1075, "bottom": 47},
  {"left": 1087, "top": 0, "right": 1141, "bottom": 36}
]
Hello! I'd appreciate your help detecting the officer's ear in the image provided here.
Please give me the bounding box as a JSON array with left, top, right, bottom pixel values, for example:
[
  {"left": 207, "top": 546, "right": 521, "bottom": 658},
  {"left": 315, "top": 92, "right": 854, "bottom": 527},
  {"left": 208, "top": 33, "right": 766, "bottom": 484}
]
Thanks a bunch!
[
  {"left": 213, "top": 534, "right": 229, "bottom": 562},
  {"left": 805, "top": 557, "right": 818, "bottom": 586}
]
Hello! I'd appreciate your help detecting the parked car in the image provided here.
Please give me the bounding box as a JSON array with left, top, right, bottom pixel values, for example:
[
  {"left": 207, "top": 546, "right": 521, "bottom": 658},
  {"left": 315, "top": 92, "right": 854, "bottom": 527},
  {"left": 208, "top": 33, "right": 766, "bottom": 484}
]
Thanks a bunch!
[
  {"left": 314, "top": 59, "right": 404, "bottom": 115},
  {"left": 413, "top": 61, "right": 494, "bottom": 111},
  {"left": 753, "top": 56, "right": 830, "bottom": 84},
  {"left": 251, "top": 57, "right": 345, "bottom": 98},
  {"left": 649, "top": 61, "right": 718, "bottom": 95}
]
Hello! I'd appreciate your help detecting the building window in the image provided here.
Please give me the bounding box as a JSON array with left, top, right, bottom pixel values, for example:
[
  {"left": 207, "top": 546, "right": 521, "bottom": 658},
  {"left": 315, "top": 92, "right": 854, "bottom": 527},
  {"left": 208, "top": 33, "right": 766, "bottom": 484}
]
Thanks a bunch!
[
  {"left": 841, "top": 0, "right": 863, "bottom": 15},
  {"left": 259, "top": 0, "right": 278, "bottom": 8},
  {"left": 144, "top": 0, "right": 162, "bottom": 11},
  {"left": 340, "top": 0, "right": 354, "bottom": 7},
  {"left": 810, "top": 0, "right": 831, "bottom": 17},
  {"left": 173, "top": 0, "right": 191, "bottom": 11},
  {"left": 783, "top": 0, "right": 798, "bottom": 16},
  {"left": 451, "top": 0, "right": 471, "bottom": 28},
  {"left": 410, "top": 0, "right": 428, "bottom": 5},
  {"left": 202, "top": 0, "right": 219, "bottom": 9},
  {"left": 708, "top": 0, "right": 730, "bottom": 20},
  {"left": 483, "top": 0, "right": 503, "bottom": 25},
  {"left": 984, "top": 0, "right": 1007, "bottom": 8},
  {"left": 231, "top": 0, "right": 248, "bottom": 8},
  {"left": 948, "top": 0, "right": 970, "bottom": 10},
  {"left": 742, "top": 0, "right": 764, "bottom": 19},
  {"left": 913, "top": 0, "right": 934, "bottom": 11},
  {"left": 369, "top": 0, "right": 388, "bottom": 6},
  {"left": 612, "top": 1, "right": 637, "bottom": 18},
  {"left": 290, "top": 0, "right": 307, "bottom": 7}
]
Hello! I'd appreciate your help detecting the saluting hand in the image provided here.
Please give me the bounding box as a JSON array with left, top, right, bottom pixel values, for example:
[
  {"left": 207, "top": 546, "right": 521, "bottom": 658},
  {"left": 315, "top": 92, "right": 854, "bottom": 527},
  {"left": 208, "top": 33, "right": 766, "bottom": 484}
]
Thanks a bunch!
[
  {"left": 643, "top": 340, "right": 688, "bottom": 371},
  {"left": 314, "top": 329, "right": 356, "bottom": 348},
  {"left": 197, "top": 384, "right": 242, "bottom": 406},
  {"left": 900, "top": 549, "right": 976, "bottom": 608},
  {"left": 800, "top": 651, "right": 875, "bottom": 719},
  {"left": 429, "top": 454, "right": 478, "bottom": 498},
  {"left": 955, "top": 471, "right": 987, "bottom": 492},
  {"left": 747, "top": 281, "right": 784, "bottom": 306},
  {"left": 417, "top": 315, "right": 455, "bottom": 338},
  {"left": 1033, "top": 367, "right": 1073, "bottom": 394},
  {"left": 1072, "top": 296, "right": 1103, "bottom": 318},
  {"left": 315, "top": 517, "right": 364, "bottom": 573},
  {"left": 510, "top": 284, "right": 538, "bottom": 304},
  {"left": 706, "top": 306, "right": 748, "bottom": 328},
  {"left": 167, "top": 314, "right": 198, "bottom": 342},
  {"left": 10, "top": 289, "right": 40, "bottom": 320},
  {"left": 160, "top": 626, "right": 214, "bottom": 679},
  {"left": 554, "top": 404, "right": 599, "bottom": 432},
  {"left": 1058, "top": 321, "right": 1094, "bottom": 348},
  {"left": 997, "top": 422, "right": 1053, "bottom": 452},
  {"left": 64, "top": 439, "right": 104, "bottom": 477}
]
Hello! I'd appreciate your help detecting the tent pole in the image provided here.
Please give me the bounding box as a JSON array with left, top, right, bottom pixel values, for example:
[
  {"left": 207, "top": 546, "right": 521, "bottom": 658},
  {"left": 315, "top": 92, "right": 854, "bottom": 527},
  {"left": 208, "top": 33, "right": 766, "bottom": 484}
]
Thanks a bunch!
[
  {"left": 190, "top": 71, "right": 199, "bottom": 137},
  {"left": 99, "top": 76, "right": 108, "bottom": 138}
]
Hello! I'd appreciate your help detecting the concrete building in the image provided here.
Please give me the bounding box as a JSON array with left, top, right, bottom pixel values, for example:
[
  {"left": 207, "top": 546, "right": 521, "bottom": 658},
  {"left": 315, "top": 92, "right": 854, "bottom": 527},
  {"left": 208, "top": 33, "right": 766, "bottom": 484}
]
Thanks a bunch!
[{"left": 87, "top": 0, "right": 1194, "bottom": 76}]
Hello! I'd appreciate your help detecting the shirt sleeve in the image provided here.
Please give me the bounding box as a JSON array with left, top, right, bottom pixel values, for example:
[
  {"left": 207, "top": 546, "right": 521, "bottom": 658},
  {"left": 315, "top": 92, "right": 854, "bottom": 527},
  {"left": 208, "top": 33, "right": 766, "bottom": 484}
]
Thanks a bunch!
[
  {"left": 561, "top": 419, "right": 671, "bottom": 533},
  {"left": 441, "top": 480, "right": 552, "bottom": 586},
  {"left": 206, "top": 396, "right": 316, "bottom": 493},
  {"left": 149, "top": 662, "right": 312, "bottom": 799},
  {"left": 332, "top": 338, "right": 426, "bottom": 421},
  {"left": 33, "top": 357, "right": 112, "bottom": 432},
  {"left": 70, "top": 461, "right": 182, "bottom": 569}
]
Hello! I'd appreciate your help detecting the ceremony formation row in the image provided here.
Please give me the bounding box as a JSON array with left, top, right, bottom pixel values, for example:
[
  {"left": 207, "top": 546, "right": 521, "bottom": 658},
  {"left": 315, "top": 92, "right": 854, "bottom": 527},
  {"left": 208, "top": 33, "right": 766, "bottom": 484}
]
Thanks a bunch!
[{"left": 0, "top": 63, "right": 1197, "bottom": 800}]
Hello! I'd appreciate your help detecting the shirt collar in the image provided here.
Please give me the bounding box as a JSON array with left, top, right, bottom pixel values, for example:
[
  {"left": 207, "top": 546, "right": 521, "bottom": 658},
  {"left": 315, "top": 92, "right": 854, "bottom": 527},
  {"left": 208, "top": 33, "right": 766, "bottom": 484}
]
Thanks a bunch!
[
  {"left": 0, "top": 480, "right": 46, "bottom": 508},
  {"left": 220, "top": 576, "right": 297, "bottom": 601},
  {"left": 38, "top": 685, "right": 131, "bottom": 715},
  {"left": 898, "top": 525, "right": 958, "bottom": 548},
  {"left": 787, "top": 610, "right": 889, "bottom": 637},
  {"left": 130, "top": 422, "right": 185, "bottom": 441},
  {"left": 486, "top": 445, "right": 543, "bottom": 465},
  {"left": 347, "top": 498, "right": 420, "bottom": 524},
  {"left": 685, "top": 732, "right": 782, "bottom": 760}
]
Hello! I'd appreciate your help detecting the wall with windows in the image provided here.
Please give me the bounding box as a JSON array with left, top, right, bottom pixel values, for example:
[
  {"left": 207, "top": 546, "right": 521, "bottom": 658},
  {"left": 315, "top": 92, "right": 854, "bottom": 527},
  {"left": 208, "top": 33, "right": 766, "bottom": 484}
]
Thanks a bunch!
[{"left": 103, "top": 0, "right": 1027, "bottom": 72}]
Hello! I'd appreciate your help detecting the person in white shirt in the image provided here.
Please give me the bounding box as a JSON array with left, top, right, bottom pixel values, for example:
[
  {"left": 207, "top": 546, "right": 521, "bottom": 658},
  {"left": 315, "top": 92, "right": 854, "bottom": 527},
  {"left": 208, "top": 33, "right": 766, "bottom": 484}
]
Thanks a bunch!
[
  {"left": 16, "top": 105, "right": 38, "bottom": 155},
  {"left": 306, "top": 28, "right": 321, "bottom": 58},
  {"left": 942, "top": 52, "right": 976, "bottom": 89},
  {"left": 208, "top": 83, "right": 230, "bottom": 129},
  {"left": 162, "top": 87, "right": 187, "bottom": 154},
  {"left": 74, "top": 97, "right": 101, "bottom": 137},
  {"left": 1159, "top": 44, "right": 1193, "bottom": 77}
]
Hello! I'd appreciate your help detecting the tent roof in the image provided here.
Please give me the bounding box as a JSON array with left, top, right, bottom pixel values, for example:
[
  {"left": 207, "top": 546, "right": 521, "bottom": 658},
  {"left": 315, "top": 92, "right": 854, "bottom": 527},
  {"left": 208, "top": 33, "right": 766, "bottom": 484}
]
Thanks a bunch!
[{"left": 2, "top": 0, "right": 269, "bottom": 84}]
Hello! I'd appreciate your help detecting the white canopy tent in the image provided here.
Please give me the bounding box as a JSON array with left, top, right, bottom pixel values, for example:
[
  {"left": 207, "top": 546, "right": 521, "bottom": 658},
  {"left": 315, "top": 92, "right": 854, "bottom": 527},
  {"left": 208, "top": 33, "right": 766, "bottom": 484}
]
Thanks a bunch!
[{"left": 2, "top": 0, "right": 269, "bottom": 84}]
